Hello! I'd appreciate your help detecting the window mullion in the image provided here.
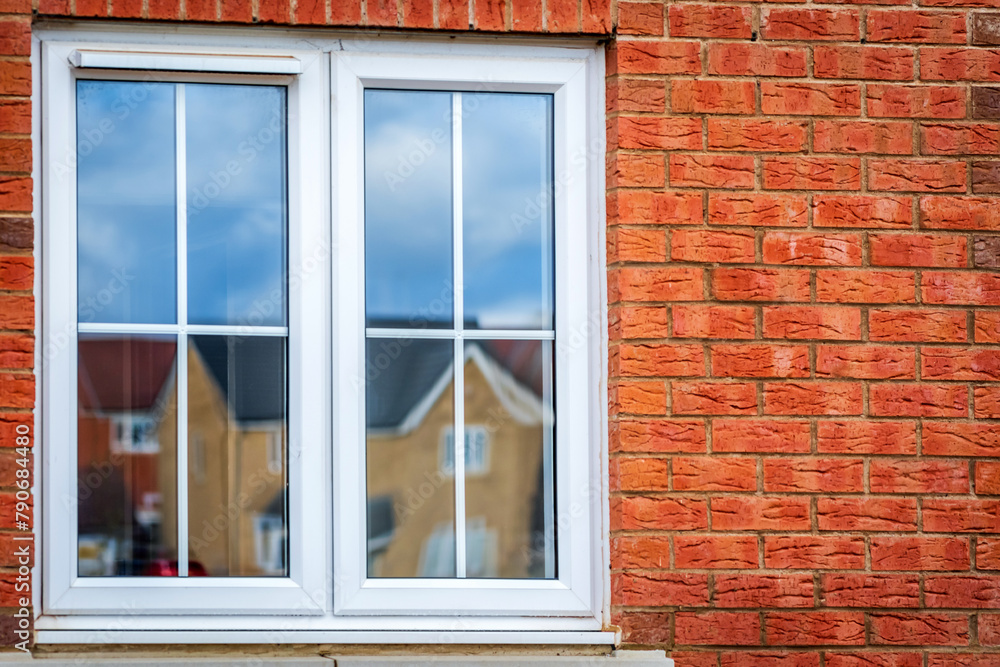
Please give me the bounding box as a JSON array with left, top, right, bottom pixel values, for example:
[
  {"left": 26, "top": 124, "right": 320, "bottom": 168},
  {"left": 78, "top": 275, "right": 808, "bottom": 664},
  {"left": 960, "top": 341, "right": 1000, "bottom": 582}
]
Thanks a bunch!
[
  {"left": 452, "top": 91, "right": 466, "bottom": 579},
  {"left": 175, "top": 82, "right": 190, "bottom": 579}
]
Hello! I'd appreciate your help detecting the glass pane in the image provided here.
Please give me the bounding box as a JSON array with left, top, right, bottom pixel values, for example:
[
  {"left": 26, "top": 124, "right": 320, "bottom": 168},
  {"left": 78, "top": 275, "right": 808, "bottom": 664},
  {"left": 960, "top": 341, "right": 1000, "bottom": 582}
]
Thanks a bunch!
[
  {"left": 464, "top": 339, "right": 555, "bottom": 578},
  {"left": 77, "top": 334, "right": 177, "bottom": 576},
  {"left": 77, "top": 81, "right": 176, "bottom": 325},
  {"left": 187, "top": 335, "right": 287, "bottom": 577},
  {"left": 463, "top": 93, "right": 554, "bottom": 330},
  {"left": 186, "top": 85, "right": 287, "bottom": 327},
  {"left": 364, "top": 90, "right": 453, "bottom": 329},
  {"left": 366, "top": 337, "right": 455, "bottom": 577}
]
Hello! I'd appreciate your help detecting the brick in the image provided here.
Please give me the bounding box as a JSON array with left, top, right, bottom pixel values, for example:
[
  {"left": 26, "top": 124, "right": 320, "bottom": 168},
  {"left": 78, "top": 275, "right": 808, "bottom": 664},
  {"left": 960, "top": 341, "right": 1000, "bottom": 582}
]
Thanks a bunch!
[
  {"left": 671, "top": 80, "right": 756, "bottom": 115},
  {"left": 715, "top": 574, "right": 814, "bottom": 609},
  {"left": 615, "top": 572, "right": 710, "bottom": 607},
  {"left": 814, "top": 121, "right": 913, "bottom": 155},
  {"left": 671, "top": 230, "right": 755, "bottom": 264},
  {"left": 611, "top": 153, "right": 665, "bottom": 188},
  {"left": 822, "top": 575, "right": 921, "bottom": 609},
  {"left": 922, "top": 123, "right": 1000, "bottom": 155},
  {"left": 764, "top": 382, "right": 863, "bottom": 416},
  {"left": 817, "top": 498, "right": 918, "bottom": 532},
  {"left": 871, "top": 383, "right": 968, "bottom": 417},
  {"left": 617, "top": 41, "right": 702, "bottom": 75},
  {"left": 510, "top": 0, "right": 541, "bottom": 31},
  {"left": 708, "top": 119, "right": 808, "bottom": 153},
  {"left": 814, "top": 46, "right": 914, "bottom": 81},
  {"left": 707, "top": 43, "right": 808, "bottom": 78},
  {"left": 975, "top": 386, "right": 1000, "bottom": 418},
  {"left": 0, "top": 334, "right": 32, "bottom": 370},
  {"left": 0, "top": 372, "right": 32, "bottom": 409},
  {"left": 924, "top": 421, "right": 1000, "bottom": 457},
  {"left": 924, "top": 499, "right": 1000, "bottom": 532},
  {"left": 613, "top": 419, "right": 706, "bottom": 454},
  {"left": 762, "top": 8, "right": 860, "bottom": 41},
  {"left": 983, "top": 613, "right": 1000, "bottom": 645},
  {"left": 922, "top": 47, "right": 1000, "bottom": 81},
  {"left": 975, "top": 236, "right": 1000, "bottom": 268},
  {"left": 472, "top": 0, "right": 503, "bottom": 30},
  {"left": 709, "top": 194, "right": 808, "bottom": 228},
  {"left": 869, "top": 308, "right": 966, "bottom": 342},
  {"left": 921, "top": 196, "right": 1000, "bottom": 230},
  {"left": 867, "top": 10, "right": 967, "bottom": 43},
  {"left": 763, "top": 306, "right": 862, "bottom": 340},
  {"left": 974, "top": 13, "right": 1000, "bottom": 45},
  {"left": 613, "top": 267, "right": 704, "bottom": 302},
  {"left": 721, "top": 653, "right": 820, "bottom": 667},
  {"left": 612, "top": 306, "right": 669, "bottom": 340},
  {"left": 615, "top": 496, "right": 709, "bottom": 531},
  {"left": 713, "top": 496, "right": 812, "bottom": 531},
  {"left": 922, "top": 271, "right": 1000, "bottom": 304},
  {"left": 615, "top": 116, "right": 702, "bottom": 151},
  {"left": 672, "top": 305, "right": 756, "bottom": 339},
  {"left": 0, "top": 256, "right": 32, "bottom": 291},
  {"left": 979, "top": 461, "right": 1000, "bottom": 494},
  {"left": 713, "top": 268, "right": 810, "bottom": 302},
  {"left": 826, "top": 654, "right": 922, "bottom": 667},
  {"left": 764, "top": 536, "right": 865, "bottom": 570},
  {"left": 617, "top": 2, "right": 663, "bottom": 35},
  {"left": 612, "top": 457, "right": 669, "bottom": 492},
  {"left": 978, "top": 311, "right": 1000, "bottom": 342},
  {"left": 437, "top": 0, "right": 466, "bottom": 29},
  {"left": 0, "top": 177, "right": 32, "bottom": 213},
  {"left": 973, "top": 86, "right": 1000, "bottom": 119},
  {"left": 676, "top": 612, "right": 761, "bottom": 646},
  {"left": 617, "top": 612, "right": 671, "bottom": 645},
  {"left": 974, "top": 160, "right": 1000, "bottom": 193},
  {"left": 979, "top": 538, "right": 1000, "bottom": 568},
  {"left": 713, "top": 419, "right": 811, "bottom": 453},
  {"left": 614, "top": 380, "right": 667, "bottom": 415},
  {"left": 766, "top": 612, "right": 866, "bottom": 646},
  {"left": 871, "top": 233, "right": 968, "bottom": 268},
  {"left": 816, "top": 345, "right": 913, "bottom": 380},
  {"left": 868, "top": 85, "right": 965, "bottom": 119},
  {"left": 818, "top": 421, "right": 917, "bottom": 455},
  {"left": 616, "top": 191, "right": 703, "bottom": 225},
  {"left": 814, "top": 196, "right": 912, "bottom": 230},
  {"left": 871, "top": 536, "right": 970, "bottom": 571},
  {"left": 0, "top": 18, "right": 28, "bottom": 56},
  {"left": 582, "top": 0, "right": 611, "bottom": 32},
  {"left": 927, "top": 656, "right": 1000, "bottom": 667},
  {"left": 0, "top": 295, "right": 32, "bottom": 330},
  {"left": 763, "top": 232, "right": 863, "bottom": 267},
  {"left": 922, "top": 347, "right": 1000, "bottom": 380},
  {"left": 669, "top": 4, "right": 751, "bottom": 39},
  {"left": 545, "top": 0, "right": 578, "bottom": 32},
  {"left": 219, "top": 0, "right": 252, "bottom": 21},
  {"left": 672, "top": 381, "right": 757, "bottom": 415},
  {"left": 612, "top": 534, "right": 671, "bottom": 569},
  {"left": 674, "top": 535, "right": 759, "bottom": 569},
  {"left": 925, "top": 576, "right": 1000, "bottom": 608},
  {"left": 616, "top": 343, "right": 705, "bottom": 378},
  {"left": 610, "top": 227, "right": 666, "bottom": 263},
  {"left": 763, "top": 458, "right": 864, "bottom": 493},
  {"left": 763, "top": 158, "right": 861, "bottom": 191},
  {"left": 816, "top": 269, "right": 916, "bottom": 303},
  {"left": 255, "top": 0, "right": 287, "bottom": 21},
  {"left": 0, "top": 61, "right": 30, "bottom": 98},
  {"left": 610, "top": 78, "right": 666, "bottom": 114},
  {"left": 869, "top": 160, "right": 967, "bottom": 192},
  {"left": 671, "top": 652, "right": 717, "bottom": 667},
  {"left": 870, "top": 459, "right": 970, "bottom": 494},
  {"left": 871, "top": 613, "right": 969, "bottom": 646},
  {"left": 671, "top": 155, "right": 755, "bottom": 190},
  {"left": 672, "top": 456, "right": 756, "bottom": 490},
  {"left": 711, "top": 344, "right": 810, "bottom": 379},
  {"left": 761, "top": 83, "right": 861, "bottom": 117},
  {"left": 185, "top": 0, "right": 215, "bottom": 20}
]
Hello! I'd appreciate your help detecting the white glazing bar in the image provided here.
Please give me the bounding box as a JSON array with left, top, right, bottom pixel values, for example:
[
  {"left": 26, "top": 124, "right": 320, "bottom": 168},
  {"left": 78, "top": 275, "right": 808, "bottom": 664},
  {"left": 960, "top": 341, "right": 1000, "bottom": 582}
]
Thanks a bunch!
[
  {"left": 176, "top": 83, "right": 189, "bottom": 578},
  {"left": 452, "top": 92, "right": 466, "bottom": 579},
  {"left": 78, "top": 323, "right": 288, "bottom": 336},
  {"left": 365, "top": 327, "right": 554, "bottom": 340},
  {"left": 541, "top": 341, "right": 555, "bottom": 579}
]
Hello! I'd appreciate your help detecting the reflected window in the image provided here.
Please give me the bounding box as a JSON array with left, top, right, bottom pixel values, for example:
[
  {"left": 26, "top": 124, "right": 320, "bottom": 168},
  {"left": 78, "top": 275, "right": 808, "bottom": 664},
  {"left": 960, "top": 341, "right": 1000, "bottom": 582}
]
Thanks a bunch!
[
  {"left": 364, "top": 91, "right": 557, "bottom": 580},
  {"left": 76, "top": 81, "right": 289, "bottom": 578}
]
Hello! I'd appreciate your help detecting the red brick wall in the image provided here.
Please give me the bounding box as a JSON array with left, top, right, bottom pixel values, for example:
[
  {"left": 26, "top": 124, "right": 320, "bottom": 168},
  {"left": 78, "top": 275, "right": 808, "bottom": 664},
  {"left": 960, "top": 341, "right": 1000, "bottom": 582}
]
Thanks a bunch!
[
  {"left": 5, "top": 0, "right": 1000, "bottom": 662},
  {"left": 607, "top": 2, "right": 1000, "bottom": 664}
]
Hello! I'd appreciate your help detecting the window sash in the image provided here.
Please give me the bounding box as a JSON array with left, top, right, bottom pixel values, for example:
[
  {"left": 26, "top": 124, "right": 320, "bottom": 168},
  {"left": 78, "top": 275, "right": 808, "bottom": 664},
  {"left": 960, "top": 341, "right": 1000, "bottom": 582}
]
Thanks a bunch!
[{"left": 37, "top": 30, "right": 607, "bottom": 633}]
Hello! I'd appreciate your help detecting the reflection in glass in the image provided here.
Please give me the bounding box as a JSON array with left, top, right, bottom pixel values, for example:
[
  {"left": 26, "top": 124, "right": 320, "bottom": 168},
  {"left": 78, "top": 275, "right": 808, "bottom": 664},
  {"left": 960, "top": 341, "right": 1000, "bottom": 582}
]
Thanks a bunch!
[
  {"left": 185, "top": 335, "right": 287, "bottom": 576},
  {"left": 77, "top": 334, "right": 177, "bottom": 576},
  {"left": 364, "top": 90, "right": 453, "bottom": 329},
  {"left": 463, "top": 94, "right": 553, "bottom": 330},
  {"left": 464, "top": 340, "right": 555, "bottom": 578},
  {"left": 366, "top": 338, "right": 455, "bottom": 577},
  {"left": 77, "top": 81, "right": 177, "bottom": 325},
  {"left": 186, "top": 85, "right": 287, "bottom": 327}
]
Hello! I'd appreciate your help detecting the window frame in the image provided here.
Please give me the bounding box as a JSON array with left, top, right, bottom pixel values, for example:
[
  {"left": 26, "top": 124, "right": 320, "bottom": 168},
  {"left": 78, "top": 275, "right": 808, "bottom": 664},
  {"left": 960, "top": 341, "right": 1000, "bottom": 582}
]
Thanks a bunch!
[{"left": 35, "top": 27, "right": 609, "bottom": 641}]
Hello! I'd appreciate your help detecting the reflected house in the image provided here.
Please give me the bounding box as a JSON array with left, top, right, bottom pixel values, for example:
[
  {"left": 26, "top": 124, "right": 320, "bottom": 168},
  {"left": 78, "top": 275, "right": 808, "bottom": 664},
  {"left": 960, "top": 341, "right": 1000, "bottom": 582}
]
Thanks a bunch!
[
  {"left": 77, "top": 336, "right": 286, "bottom": 577},
  {"left": 366, "top": 333, "right": 554, "bottom": 579}
]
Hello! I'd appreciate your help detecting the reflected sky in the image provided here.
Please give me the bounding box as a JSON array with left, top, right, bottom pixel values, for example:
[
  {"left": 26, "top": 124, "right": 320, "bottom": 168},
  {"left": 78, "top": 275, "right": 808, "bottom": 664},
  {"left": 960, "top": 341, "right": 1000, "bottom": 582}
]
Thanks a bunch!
[{"left": 77, "top": 81, "right": 177, "bottom": 324}]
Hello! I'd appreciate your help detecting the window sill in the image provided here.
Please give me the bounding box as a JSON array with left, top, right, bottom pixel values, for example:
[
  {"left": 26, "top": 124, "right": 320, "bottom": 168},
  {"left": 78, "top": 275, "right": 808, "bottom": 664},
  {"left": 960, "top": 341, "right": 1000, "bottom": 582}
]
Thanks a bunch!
[
  {"left": 0, "top": 651, "right": 673, "bottom": 665},
  {"left": 34, "top": 630, "right": 617, "bottom": 645}
]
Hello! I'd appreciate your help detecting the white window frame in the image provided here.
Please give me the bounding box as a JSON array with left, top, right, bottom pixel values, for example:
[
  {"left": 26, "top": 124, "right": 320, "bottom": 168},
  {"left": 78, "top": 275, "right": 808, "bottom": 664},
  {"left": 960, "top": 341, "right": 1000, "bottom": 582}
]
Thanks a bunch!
[{"left": 34, "top": 26, "right": 609, "bottom": 643}]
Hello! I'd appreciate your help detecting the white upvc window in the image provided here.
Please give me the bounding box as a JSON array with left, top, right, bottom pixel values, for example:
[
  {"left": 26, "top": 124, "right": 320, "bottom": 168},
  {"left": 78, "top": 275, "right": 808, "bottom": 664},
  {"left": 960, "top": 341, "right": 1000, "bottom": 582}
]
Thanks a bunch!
[{"left": 36, "top": 27, "right": 607, "bottom": 643}]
